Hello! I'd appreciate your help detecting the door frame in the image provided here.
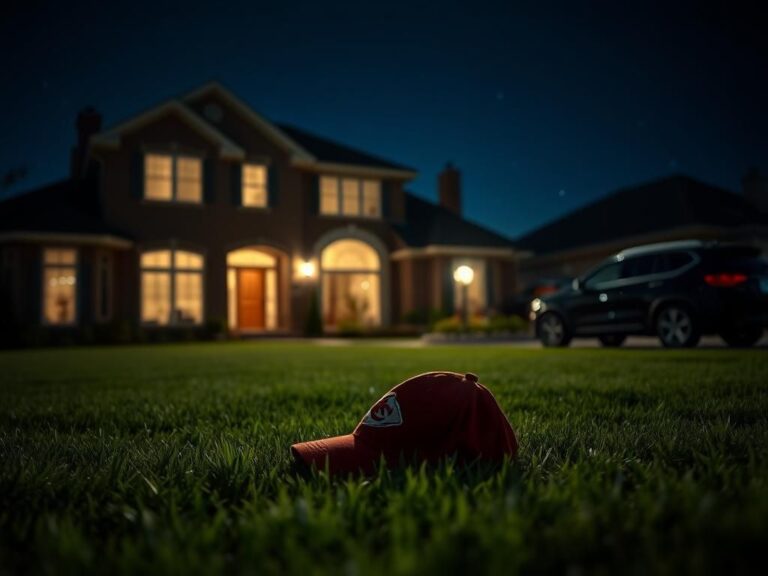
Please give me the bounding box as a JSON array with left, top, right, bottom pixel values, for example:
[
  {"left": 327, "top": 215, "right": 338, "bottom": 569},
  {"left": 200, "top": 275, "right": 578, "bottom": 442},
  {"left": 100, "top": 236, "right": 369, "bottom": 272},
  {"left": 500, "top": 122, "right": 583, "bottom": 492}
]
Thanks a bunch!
[{"left": 236, "top": 267, "right": 266, "bottom": 331}]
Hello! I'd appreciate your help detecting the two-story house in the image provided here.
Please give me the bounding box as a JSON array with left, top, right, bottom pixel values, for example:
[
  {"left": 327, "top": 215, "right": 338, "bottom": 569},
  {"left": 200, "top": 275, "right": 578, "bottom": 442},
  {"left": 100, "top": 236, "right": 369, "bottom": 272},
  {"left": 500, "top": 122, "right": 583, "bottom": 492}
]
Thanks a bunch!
[{"left": 0, "top": 82, "right": 519, "bottom": 343}]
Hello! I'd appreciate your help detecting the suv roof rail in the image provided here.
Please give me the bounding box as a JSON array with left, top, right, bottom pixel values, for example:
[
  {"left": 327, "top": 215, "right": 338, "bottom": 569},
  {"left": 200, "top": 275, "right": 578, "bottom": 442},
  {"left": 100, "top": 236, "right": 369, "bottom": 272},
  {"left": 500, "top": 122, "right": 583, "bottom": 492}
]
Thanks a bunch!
[{"left": 618, "top": 239, "right": 715, "bottom": 258}]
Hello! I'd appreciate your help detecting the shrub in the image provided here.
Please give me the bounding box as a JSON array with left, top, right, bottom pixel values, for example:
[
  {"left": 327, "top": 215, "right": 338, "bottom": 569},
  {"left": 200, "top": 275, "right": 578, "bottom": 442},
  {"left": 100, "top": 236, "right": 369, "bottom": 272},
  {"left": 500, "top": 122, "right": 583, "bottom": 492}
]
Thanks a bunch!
[
  {"left": 433, "top": 314, "right": 528, "bottom": 335},
  {"left": 304, "top": 288, "right": 323, "bottom": 337}
]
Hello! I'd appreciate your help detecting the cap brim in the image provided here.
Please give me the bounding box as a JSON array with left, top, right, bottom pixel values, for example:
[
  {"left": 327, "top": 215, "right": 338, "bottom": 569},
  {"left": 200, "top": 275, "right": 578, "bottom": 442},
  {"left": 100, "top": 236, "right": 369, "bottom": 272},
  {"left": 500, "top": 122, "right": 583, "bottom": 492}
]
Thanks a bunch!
[{"left": 290, "top": 434, "right": 379, "bottom": 476}]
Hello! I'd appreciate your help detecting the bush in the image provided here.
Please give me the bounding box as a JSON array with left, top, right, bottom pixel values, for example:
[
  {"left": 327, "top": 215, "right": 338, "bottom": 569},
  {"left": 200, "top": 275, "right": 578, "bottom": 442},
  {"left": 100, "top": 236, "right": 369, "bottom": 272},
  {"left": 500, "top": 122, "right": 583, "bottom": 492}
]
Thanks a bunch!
[
  {"left": 205, "top": 318, "right": 228, "bottom": 340},
  {"left": 336, "top": 319, "right": 365, "bottom": 337},
  {"left": 432, "top": 314, "right": 528, "bottom": 335},
  {"left": 304, "top": 288, "right": 323, "bottom": 337},
  {"left": 402, "top": 308, "right": 452, "bottom": 328}
]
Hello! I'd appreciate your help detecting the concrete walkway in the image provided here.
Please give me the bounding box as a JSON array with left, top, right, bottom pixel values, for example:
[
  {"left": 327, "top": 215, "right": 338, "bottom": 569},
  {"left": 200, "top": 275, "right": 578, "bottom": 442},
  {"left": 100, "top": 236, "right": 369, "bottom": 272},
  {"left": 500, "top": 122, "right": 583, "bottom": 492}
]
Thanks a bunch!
[{"left": 305, "top": 335, "right": 768, "bottom": 349}]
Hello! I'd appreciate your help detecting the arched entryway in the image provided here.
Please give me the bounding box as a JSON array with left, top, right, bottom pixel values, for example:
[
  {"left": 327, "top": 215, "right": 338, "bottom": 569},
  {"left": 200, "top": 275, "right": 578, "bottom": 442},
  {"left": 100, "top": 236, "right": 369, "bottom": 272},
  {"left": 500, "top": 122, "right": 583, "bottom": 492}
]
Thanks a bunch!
[
  {"left": 226, "top": 247, "right": 281, "bottom": 331},
  {"left": 320, "top": 238, "right": 383, "bottom": 329}
]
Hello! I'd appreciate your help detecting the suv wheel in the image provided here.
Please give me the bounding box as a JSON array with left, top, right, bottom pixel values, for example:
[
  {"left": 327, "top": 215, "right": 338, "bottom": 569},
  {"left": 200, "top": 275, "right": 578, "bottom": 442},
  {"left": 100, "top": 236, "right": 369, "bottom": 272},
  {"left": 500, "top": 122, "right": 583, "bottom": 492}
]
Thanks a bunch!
[
  {"left": 537, "top": 313, "right": 572, "bottom": 347},
  {"left": 656, "top": 305, "right": 700, "bottom": 348},
  {"left": 598, "top": 334, "right": 626, "bottom": 347},
  {"left": 720, "top": 327, "right": 764, "bottom": 348}
]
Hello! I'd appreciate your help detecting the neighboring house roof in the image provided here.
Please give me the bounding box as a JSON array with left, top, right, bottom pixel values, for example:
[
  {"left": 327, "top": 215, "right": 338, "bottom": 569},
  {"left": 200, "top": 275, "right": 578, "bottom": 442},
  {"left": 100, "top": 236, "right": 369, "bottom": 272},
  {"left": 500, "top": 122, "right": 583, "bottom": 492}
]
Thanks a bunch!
[
  {"left": 515, "top": 174, "right": 767, "bottom": 255},
  {"left": 0, "top": 179, "right": 130, "bottom": 242},
  {"left": 395, "top": 192, "right": 515, "bottom": 250},
  {"left": 276, "top": 123, "right": 416, "bottom": 173}
]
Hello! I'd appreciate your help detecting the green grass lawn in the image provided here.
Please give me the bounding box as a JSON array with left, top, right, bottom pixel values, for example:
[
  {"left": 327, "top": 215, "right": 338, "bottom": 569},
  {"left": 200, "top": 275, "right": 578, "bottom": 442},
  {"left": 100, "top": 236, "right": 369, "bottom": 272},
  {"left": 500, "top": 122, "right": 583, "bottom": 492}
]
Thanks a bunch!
[{"left": 1, "top": 342, "right": 767, "bottom": 575}]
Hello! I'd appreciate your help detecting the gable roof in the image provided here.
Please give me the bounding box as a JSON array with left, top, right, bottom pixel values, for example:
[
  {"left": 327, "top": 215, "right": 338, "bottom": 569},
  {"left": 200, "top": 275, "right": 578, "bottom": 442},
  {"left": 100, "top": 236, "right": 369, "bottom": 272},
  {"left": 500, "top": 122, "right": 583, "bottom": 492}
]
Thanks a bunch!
[
  {"left": 182, "top": 82, "right": 314, "bottom": 162},
  {"left": 183, "top": 82, "right": 416, "bottom": 178},
  {"left": 394, "top": 192, "right": 515, "bottom": 250},
  {"left": 276, "top": 123, "right": 416, "bottom": 174},
  {"left": 515, "top": 174, "right": 767, "bottom": 255},
  {"left": 91, "top": 101, "right": 245, "bottom": 160}
]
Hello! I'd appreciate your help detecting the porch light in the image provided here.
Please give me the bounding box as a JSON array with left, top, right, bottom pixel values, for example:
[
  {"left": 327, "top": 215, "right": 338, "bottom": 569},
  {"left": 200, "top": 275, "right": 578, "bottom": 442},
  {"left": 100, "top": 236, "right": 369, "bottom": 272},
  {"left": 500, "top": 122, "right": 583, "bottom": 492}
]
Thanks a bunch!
[{"left": 299, "top": 260, "right": 316, "bottom": 279}]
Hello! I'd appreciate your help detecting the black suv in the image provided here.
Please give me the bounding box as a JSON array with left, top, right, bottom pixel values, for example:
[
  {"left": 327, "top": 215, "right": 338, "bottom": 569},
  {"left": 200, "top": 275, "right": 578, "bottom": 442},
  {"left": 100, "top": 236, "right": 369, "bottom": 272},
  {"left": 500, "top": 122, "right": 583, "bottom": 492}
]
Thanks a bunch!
[{"left": 530, "top": 240, "right": 768, "bottom": 348}]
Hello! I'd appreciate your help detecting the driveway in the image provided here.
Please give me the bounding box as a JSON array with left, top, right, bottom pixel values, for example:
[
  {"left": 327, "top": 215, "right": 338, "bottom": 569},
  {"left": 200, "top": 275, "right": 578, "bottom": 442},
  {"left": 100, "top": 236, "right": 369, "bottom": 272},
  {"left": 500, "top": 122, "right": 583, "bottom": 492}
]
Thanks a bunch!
[{"left": 308, "top": 334, "right": 768, "bottom": 349}]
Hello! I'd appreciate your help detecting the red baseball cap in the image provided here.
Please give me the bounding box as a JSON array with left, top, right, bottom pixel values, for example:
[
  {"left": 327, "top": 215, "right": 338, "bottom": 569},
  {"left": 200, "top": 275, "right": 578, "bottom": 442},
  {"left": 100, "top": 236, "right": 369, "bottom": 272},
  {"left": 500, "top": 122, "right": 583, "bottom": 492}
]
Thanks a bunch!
[{"left": 291, "top": 371, "right": 518, "bottom": 476}]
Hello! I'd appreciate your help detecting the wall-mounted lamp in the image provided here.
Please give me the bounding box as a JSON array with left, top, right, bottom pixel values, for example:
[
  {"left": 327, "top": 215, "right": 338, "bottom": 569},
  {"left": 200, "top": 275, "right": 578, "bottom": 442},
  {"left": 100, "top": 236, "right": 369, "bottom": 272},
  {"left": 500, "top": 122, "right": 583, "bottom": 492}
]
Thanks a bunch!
[
  {"left": 300, "top": 260, "right": 316, "bottom": 279},
  {"left": 294, "top": 257, "right": 318, "bottom": 283}
]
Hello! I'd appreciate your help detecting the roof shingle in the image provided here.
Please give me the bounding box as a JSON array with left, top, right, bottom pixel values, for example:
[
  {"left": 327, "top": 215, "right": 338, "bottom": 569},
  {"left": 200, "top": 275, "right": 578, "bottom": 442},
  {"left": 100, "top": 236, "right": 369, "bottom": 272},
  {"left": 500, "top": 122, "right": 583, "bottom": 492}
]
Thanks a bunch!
[
  {"left": 276, "top": 123, "right": 415, "bottom": 173},
  {"left": 395, "top": 193, "right": 515, "bottom": 249}
]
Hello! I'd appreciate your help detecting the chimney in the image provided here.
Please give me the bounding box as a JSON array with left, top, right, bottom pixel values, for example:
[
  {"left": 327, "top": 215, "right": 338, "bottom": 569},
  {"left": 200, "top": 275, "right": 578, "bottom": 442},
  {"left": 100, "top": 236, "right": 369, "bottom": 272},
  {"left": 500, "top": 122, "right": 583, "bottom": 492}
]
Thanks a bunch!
[
  {"left": 70, "top": 106, "right": 102, "bottom": 180},
  {"left": 438, "top": 162, "right": 461, "bottom": 215},
  {"left": 742, "top": 168, "right": 768, "bottom": 214}
]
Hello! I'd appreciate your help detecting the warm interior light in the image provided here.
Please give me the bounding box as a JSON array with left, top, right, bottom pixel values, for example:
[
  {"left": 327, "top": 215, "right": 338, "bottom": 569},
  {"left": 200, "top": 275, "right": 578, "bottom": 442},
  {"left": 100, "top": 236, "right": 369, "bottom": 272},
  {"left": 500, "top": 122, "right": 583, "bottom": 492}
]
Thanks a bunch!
[
  {"left": 453, "top": 265, "right": 475, "bottom": 286},
  {"left": 704, "top": 273, "right": 747, "bottom": 287},
  {"left": 300, "top": 260, "right": 316, "bottom": 279}
]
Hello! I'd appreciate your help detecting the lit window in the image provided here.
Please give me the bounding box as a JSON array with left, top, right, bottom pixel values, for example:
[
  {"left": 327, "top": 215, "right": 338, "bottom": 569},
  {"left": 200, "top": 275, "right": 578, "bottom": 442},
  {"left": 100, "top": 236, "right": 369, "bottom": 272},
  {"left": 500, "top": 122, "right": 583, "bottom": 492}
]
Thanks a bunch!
[
  {"left": 242, "top": 164, "right": 268, "bottom": 207},
  {"left": 144, "top": 154, "right": 202, "bottom": 203},
  {"left": 176, "top": 157, "right": 202, "bottom": 203},
  {"left": 321, "top": 239, "right": 381, "bottom": 328},
  {"left": 362, "top": 180, "right": 381, "bottom": 217},
  {"left": 141, "top": 249, "right": 204, "bottom": 325},
  {"left": 320, "top": 176, "right": 340, "bottom": 214},
  {"left": 342, "top": 179, "right": 360, "bottom": 215},
  {"left": 43, "top": 248, "right": 77, "bottom": 325},
  {"left": 145, "top": 154, "right": 172, "bottom": 200},
  {"left": 319, "top": 176, "right": 381, "bottom": 218}
]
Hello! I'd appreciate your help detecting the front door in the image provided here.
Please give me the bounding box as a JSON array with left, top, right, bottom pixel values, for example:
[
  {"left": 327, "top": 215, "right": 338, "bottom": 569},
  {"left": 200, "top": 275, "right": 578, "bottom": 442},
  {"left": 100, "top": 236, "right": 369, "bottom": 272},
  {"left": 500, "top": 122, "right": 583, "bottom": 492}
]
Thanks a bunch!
[{"left": 237, "top": 268, "right": 265, "bottom": 329}]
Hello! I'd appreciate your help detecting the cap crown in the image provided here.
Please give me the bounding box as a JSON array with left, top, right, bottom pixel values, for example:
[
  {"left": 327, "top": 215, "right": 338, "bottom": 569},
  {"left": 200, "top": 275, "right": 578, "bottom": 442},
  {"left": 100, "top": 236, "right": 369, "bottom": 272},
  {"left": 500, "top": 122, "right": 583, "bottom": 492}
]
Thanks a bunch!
[{"left": 354, "top": 372, "right": 517, "bottom": 463}]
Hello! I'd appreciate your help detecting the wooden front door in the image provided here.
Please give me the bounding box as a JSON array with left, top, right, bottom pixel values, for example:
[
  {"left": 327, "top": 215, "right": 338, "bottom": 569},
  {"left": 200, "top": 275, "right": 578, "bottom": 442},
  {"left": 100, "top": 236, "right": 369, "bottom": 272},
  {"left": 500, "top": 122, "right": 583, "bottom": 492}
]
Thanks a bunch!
[{"left": 237, "top": 268, "right": 265, "bottom": 329}]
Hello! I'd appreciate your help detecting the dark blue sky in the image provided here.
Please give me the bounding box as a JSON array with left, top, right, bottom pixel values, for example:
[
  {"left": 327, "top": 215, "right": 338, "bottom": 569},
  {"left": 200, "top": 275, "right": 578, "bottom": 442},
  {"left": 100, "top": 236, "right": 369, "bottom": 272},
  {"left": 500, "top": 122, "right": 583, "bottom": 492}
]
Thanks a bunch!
[{"left": 1, "top": 1, "right": 766, "bottom": 238}]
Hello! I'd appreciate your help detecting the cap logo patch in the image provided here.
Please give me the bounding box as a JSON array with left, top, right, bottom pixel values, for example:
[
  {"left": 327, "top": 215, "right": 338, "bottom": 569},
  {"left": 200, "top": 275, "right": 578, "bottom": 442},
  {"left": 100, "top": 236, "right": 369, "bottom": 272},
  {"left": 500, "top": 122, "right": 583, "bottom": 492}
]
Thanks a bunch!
[{"left": 362, "top": 393, "right": 403, "bottom": 428}]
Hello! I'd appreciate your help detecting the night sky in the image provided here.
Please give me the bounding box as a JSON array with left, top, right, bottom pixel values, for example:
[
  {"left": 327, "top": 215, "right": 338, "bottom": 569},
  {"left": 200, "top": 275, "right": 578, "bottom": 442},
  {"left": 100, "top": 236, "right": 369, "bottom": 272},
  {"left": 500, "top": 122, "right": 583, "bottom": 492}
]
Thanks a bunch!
[{"left": 1, "top": 1, "right": 766, "bottom": 239}]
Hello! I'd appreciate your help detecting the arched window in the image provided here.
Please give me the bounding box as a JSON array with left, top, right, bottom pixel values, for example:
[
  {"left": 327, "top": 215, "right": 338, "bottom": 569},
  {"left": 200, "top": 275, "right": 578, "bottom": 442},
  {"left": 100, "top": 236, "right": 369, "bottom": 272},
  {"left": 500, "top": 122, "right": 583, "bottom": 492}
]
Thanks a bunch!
[
  {"left": 141, "top": 249, "right": 204, "bottom": 325},
  {"left": 226, "top": 247, "right": 279, "bottom": 331},
  {"left": 321, "top": 239, "right": 381, "bottom": 328}
]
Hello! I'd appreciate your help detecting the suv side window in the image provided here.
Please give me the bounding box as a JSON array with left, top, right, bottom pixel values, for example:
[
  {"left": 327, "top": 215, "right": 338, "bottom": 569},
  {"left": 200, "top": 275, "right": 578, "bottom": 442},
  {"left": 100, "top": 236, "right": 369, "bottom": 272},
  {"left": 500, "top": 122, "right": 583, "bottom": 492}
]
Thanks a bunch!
[
  {"left": 584, "top": 262, "right": 622, "bottom": 289},
  {"left": 620, "top": 255, "right": 655, "bottom": 279},
  {"left": 654, "top": 251, "right": 693, "bottom": 274}
]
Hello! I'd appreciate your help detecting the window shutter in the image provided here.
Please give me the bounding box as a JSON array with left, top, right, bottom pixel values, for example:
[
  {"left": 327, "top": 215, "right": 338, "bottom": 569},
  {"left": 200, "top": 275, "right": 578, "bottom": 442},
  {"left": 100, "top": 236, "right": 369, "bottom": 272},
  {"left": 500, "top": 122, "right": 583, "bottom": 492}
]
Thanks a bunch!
[
  {"left": 231, "top": 163, "right": 242, "bottom": 206},
  {"left": 442, "top": 260, "right": 454, "bottom": 315},
  {"left": 268, "top": 165, "right": 279, "bottom": 208},
  {"left": 381, "top": 181, "right": 391, "bottom": 220},
  {"left": 34, "top": 249, "right": 43, "bottom": 324},
  {"left": 131, "top": 152, "right": 144, "bottom": 200},
  {"left": 486, "top": 260, "right": 495, "bottom": 310},
  {"left": 204, "top": 158, "right": 216, "bottom": 204},
  {"left": 308, "top": 174, "right": 320, "bottom": 214},
  {"left": 78, "top": 253, "right": 90, "bottom": 325}
]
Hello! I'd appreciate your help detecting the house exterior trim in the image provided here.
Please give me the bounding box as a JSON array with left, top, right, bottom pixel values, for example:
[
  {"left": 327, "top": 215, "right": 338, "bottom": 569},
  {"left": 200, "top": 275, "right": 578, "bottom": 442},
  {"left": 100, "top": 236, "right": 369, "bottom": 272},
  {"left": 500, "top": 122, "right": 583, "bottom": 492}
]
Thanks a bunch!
[
  {"left": 293, "top": 159, "right": 418, "bottom": 180},
  {"left": 182, "top": 82, "right": 315, "bottom": 163},
  {"left": 391, "top": 245, "right": 517, "bottom": 261},
  {"left": 90, "top": 101, "right": 246, "bottom": 160},
  {"left": 0, "top": 232, "right": 133, "bottom": 249}
]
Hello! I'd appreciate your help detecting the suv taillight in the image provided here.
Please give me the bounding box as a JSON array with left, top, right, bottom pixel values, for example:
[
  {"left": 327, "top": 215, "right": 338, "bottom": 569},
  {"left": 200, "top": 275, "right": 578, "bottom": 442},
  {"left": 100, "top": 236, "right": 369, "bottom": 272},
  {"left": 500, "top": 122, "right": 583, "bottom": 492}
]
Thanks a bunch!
[{"left": 704, "top": 273, "right": 748, "bottom": 287}]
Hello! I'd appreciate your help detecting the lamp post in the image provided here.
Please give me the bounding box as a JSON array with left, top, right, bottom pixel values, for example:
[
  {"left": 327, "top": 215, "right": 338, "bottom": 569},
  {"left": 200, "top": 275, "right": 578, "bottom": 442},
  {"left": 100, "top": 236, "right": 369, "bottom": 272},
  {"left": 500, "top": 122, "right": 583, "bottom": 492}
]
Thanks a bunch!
[{"left": 453, "top": 265, "right": 474, "bottom": 330}]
